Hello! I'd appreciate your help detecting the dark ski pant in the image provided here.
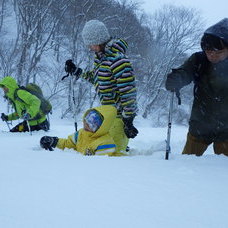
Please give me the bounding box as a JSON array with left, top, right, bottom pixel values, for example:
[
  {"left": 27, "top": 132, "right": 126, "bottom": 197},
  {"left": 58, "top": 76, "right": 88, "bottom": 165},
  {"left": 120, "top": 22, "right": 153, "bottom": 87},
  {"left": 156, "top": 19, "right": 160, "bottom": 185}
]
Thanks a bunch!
[
  {"left": 182, "top": 132, "right": 228, "bottom": 156},
  {"left": 10, "top": 119, "right": 50, "bottom": 132}
]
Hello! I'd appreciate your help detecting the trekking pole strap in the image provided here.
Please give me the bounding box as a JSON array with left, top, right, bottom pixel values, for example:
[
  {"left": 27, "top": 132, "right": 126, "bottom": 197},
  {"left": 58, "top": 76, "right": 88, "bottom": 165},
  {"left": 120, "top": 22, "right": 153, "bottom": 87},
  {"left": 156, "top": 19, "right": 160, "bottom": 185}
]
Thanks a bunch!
[{"left": 61, "top": 73, "right": 69, "bottom": 81}]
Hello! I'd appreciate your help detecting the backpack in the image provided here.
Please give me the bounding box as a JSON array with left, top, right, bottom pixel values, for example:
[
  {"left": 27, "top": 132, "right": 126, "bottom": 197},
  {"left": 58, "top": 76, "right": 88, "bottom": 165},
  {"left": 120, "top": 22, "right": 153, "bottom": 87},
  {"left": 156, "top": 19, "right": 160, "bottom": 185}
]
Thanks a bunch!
[{"left": 14, "top": 83, "right": 52, "bottom": 115}]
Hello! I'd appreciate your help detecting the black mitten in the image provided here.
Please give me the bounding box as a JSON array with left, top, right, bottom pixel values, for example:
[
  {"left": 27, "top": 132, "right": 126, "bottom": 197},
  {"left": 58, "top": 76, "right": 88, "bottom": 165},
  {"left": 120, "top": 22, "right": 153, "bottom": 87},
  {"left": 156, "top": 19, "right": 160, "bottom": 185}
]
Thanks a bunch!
[
  {"left": 123, "top": 117, "right": 138, "bottom": 139},
  {"left": 165, "top": 70, "right": 182, "bottom": 92},
  {"left": 74, "top": 67, "right": 83, "bottom": 78},
  {"left": 65, "top": 59, "right": 76, "bottom": 74},
  {"left": 40, "top": 136, "right": 58, "bottom": 151},
  {"left": 65, "top": 59, "right": 82, "bottom": 79}
]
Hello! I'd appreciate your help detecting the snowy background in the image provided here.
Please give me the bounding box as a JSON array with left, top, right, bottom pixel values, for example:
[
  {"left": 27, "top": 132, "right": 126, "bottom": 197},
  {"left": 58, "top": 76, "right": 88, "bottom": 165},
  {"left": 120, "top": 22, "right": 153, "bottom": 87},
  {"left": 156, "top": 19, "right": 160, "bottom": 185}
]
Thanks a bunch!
[
  {"left": 141, "top": 0, "right": 228, "bottom": 26},
  {"left": 1, "top": 0, "right": 228, "bottom": 227},
  {"left": 1, "top": 98, "right": 228, "bottom": 228}
]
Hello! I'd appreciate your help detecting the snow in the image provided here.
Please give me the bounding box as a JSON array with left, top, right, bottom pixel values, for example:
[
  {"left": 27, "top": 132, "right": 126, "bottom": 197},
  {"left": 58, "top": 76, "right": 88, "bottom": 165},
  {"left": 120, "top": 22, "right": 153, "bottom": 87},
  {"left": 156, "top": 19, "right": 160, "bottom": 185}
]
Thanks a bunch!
[
  {"left": 1, "top": 110, "right": 228, "bottom": 228},
  {"left": 140, "top": 0, "right": 228, "bottom": 27}
]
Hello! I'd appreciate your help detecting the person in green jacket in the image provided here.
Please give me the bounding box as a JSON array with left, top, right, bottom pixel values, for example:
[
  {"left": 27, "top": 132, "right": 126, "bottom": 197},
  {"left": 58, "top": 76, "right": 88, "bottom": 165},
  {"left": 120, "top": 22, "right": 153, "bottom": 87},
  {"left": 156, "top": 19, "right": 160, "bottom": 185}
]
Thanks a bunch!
[
  {"left": 165, "top": 18, "right": 228, "bottom": 156},
  {"left": 0, "top": 76, "right": 49, "bottom": 132}
]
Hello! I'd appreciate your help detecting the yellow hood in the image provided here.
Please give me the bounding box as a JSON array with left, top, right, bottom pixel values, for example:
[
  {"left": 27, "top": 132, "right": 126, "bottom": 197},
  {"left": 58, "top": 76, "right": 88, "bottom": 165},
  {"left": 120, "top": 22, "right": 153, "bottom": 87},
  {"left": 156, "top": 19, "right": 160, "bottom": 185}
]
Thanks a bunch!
[{"left": 83, "top": 105, "right": 117, "bottom": 138}]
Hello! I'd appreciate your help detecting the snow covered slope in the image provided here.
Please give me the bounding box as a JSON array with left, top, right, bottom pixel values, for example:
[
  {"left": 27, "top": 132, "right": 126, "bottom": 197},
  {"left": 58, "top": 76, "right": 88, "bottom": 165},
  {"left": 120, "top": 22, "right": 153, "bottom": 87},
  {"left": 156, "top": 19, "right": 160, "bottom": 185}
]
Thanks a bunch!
[{"left": 0, "top": 115, "right": 227, "bottom": 228}]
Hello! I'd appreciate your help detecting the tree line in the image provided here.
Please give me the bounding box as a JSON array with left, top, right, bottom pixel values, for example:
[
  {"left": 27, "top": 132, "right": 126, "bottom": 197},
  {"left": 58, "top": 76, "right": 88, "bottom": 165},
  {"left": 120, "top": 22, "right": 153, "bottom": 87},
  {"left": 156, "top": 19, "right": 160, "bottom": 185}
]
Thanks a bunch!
[{"left": 0, "top": 0, "right": 205, "bottom": 124}]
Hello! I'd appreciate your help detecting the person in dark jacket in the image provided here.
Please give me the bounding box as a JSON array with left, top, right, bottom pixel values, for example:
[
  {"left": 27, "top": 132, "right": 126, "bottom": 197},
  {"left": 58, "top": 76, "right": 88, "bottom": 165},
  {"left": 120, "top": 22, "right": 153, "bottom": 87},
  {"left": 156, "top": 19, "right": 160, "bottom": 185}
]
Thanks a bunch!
[
  {"left": 64, "top": 20, "right": 138, "bottom": 153},
  {"left": 165, "top": 18, "right": 228, "bottom": 156}
]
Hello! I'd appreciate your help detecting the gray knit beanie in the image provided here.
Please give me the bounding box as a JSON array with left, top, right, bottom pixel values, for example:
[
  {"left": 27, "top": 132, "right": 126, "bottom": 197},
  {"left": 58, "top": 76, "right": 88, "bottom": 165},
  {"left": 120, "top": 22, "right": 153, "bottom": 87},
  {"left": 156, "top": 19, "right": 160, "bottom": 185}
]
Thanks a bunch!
[{"left": 82, "top": 20, "right": 111, "bottom": 46}]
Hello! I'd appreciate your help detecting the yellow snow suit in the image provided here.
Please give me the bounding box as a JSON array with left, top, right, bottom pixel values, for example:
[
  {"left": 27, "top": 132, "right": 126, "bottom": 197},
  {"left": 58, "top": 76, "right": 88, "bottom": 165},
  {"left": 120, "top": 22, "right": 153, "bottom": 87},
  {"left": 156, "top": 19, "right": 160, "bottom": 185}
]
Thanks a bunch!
[{"left": 57, "top": 105, "right": 126, "bottom": 156}]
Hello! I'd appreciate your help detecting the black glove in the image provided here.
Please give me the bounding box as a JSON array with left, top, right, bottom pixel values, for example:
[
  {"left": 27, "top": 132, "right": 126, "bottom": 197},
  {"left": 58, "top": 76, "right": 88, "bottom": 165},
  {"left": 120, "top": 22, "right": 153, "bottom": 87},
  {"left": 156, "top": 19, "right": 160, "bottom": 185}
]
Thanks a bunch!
[
  {"left": 40, "top": 136, "right": 58, "bottom": 151},
  {"left": 1, "top": 113, "right": 8, "bottom": 121},
  {"left": 65, "top": 59, "right": 82, "bottom": 78},
  {"left": 123, "top": 117, "right": 138, "bottom": 139},
  {"left": 165, "top": 70, "right": 182, "bottom": 92},
  {"left": 65, "top": 59, "right": 76, "bottom": 74}
]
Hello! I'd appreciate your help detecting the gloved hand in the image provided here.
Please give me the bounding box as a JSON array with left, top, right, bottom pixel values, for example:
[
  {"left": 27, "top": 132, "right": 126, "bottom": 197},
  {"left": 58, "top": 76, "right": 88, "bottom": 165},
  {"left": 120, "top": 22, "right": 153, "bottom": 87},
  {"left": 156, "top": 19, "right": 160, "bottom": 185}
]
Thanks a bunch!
[
  {"left": 40, "top": 136, "right": 59, "bottom": 151},
  {"left": 22, "top": 113, "right": 31, "bottom": 121},
  {"left": 65, "top": 59, "right": 82, "bottom": 78},
  {"left": 65, "top": 59, "right": 76, "bottom": 74},
  {"left": 165, "top": 71, "right": 182, "bottom": 92},
  {"left": 123, "top": 117, "right": 138, "bottom": 139},
  {"left": 1, "top": 113, "right": 8, "bottom": 121}
]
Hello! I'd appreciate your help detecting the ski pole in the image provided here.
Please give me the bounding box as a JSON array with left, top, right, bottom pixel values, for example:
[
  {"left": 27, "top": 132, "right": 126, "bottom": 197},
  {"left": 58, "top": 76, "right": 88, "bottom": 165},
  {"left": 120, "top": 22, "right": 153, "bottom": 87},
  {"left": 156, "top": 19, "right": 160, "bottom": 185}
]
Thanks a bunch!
[
  {"left": 62, "top": 72, "right": 77, "bottom": 131},
  {"left": 71, "top": 76, "right": 77, "bottom": 131},
  {"left": 62, "top": 60, "right": 80, "bottom": 131},
  {"left": 26, "top": 120, "right": 32, "bottom": 136},
  {"left": 165, "top": 90, "right": 181, "bottom": 160},
  {"left": 4, "top": 120, "right": 11, "bottom": 131},
  {"left": 1, "top": 113, "right": 11, "bottom": 131},
  {"left": 165, "top": 92, "right": 174, "bottom": 160}
]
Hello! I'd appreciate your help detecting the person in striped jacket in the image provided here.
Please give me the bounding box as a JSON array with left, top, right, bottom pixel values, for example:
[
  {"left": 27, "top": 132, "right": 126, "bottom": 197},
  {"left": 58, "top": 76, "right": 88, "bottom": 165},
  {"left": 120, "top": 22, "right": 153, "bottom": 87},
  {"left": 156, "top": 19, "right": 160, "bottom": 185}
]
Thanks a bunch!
[{"left": 65, "top": 20, "right": 138, "bottom": 153}]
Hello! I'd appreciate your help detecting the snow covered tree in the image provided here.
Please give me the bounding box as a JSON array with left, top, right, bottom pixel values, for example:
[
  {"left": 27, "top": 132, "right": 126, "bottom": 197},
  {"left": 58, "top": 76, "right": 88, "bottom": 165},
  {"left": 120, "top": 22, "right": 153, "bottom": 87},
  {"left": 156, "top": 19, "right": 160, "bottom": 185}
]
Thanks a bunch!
[{"left": 138, "top": 5, "right": 205, "bottom": 124}]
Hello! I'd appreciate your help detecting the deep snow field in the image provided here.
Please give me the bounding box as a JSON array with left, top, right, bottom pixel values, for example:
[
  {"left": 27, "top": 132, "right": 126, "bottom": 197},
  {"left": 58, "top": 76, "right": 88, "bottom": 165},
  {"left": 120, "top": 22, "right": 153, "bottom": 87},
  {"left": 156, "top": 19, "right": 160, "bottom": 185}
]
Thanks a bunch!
[{"left": 0, "top": 110, "right": 228, "bottom": 228}]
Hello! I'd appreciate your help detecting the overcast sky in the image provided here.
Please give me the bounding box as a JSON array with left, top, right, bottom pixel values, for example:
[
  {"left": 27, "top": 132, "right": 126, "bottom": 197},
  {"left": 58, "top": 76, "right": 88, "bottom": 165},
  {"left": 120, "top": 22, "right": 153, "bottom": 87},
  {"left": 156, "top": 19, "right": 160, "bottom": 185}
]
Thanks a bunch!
[{"left": 140, "top": 0, "right": 227, "bottom": 27}]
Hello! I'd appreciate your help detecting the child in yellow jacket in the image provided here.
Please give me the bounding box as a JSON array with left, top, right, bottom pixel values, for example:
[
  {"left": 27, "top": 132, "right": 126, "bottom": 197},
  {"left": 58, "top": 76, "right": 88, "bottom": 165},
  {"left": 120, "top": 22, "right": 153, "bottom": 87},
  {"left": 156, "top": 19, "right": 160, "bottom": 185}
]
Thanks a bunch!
[{"left": 40, "top": 105, "right": 126, "bottom": 156}]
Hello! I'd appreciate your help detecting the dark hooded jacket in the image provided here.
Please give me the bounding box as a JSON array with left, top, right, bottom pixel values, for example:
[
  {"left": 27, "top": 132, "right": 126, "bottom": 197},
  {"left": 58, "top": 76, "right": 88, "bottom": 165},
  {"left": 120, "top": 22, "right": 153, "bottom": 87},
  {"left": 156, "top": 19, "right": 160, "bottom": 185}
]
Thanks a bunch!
[
  {"left": 205, "top": 18, "right": 228, "bottom": 43},
  {"left": 165, "top": 18, "right": 228, "bottom": 142}
]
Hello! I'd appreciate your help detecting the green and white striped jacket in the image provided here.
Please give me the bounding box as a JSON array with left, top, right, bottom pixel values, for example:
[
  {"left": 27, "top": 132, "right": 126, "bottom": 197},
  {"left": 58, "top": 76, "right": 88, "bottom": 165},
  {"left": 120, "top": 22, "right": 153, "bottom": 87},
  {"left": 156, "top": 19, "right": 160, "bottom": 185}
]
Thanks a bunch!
[{"left": 82, "top": 39, "right": 137, "bottom": 118}]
